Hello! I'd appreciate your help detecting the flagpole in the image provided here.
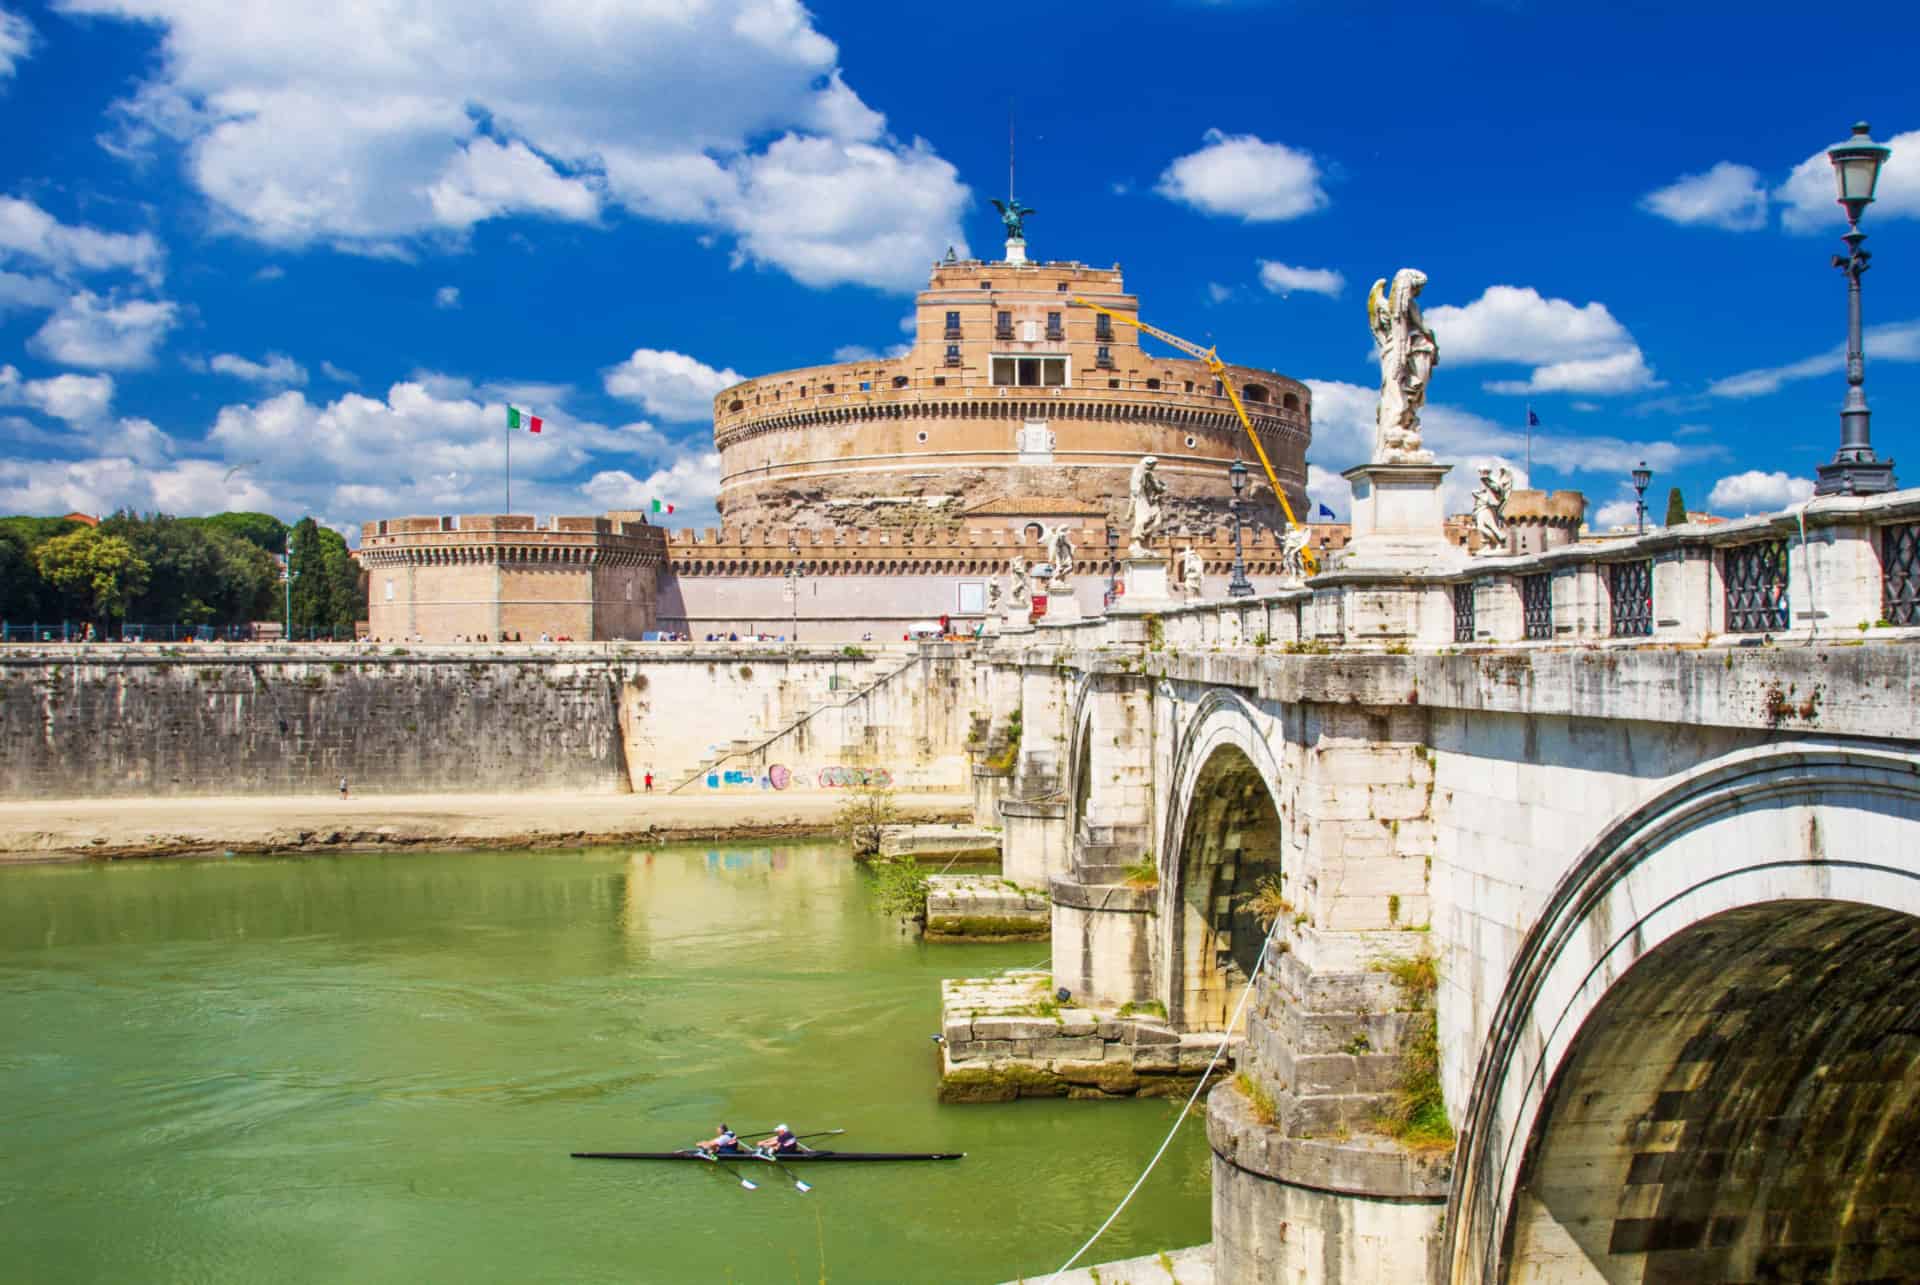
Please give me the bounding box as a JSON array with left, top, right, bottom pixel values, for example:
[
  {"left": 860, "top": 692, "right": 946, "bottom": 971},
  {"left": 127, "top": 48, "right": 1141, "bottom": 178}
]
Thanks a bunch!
[
  {"left": 1524, "top": 402, "right": 1532, "bottom": 480},
  {"left": 506, "top": 411, "right": 512, "bottom": 513}
]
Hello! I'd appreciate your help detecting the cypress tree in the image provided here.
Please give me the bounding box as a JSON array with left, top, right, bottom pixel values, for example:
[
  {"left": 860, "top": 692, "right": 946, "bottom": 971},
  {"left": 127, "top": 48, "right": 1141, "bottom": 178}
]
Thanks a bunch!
[{"left": 1663, "top": 487, "right": 1688, "bottom": 527}]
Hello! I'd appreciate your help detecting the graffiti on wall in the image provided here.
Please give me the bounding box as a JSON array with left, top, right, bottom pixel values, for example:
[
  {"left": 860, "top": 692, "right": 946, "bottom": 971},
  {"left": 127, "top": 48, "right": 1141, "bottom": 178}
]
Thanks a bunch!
[{"left": 702, "top": 763, "right": 894, "bottom": 790}]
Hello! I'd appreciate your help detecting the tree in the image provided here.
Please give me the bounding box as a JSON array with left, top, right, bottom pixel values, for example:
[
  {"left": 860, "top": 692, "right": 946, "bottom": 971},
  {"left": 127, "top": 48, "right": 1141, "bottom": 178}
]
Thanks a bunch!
[
  {"left": 189, "top": 511, "right": 288, "bottom": 556},
  {"left": 1664, "top": 487, "right": 1688, "bottom": 528},
  {"left": 316, "top": 525, "right": 366, "bottom": 634},
  {"left": 287, "top": 517, "right": 332, "bottom": 636},
  {"left": 835, "top": 781, "right": 899, "bottom": 858},
  {"left": 0, "top": 528, "right": 51, "bottom": 621},
  {"left": 98, "top": 512, "right": 281, "bottom": 627},
  {"left": 32, "top": 528, "right": 150, "bottom": 628}
]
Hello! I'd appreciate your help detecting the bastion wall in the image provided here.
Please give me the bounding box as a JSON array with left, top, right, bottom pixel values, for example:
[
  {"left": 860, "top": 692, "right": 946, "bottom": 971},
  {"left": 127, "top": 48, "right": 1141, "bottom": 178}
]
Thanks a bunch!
[{"left": 0, "top": 644, "right": 971, "bottom": 799}]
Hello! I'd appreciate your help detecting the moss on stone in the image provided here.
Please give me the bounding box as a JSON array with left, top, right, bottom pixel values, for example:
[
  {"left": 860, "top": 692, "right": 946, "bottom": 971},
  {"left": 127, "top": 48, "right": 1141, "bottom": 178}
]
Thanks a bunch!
[
  {"left": 938, "top": 1064, "right": 1069, "bottom": 1104},
  {"left": 925, "top": 914, "right": 1050, "bottom": 941}
]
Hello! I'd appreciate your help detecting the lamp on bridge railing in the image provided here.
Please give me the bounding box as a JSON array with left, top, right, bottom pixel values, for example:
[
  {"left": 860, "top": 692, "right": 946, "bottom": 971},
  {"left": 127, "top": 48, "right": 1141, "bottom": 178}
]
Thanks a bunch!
[
  {"left": 1632, "top": 461, "right": 1652, "bottom": 534},
  {"left": 1227, "top": 457, "right": 1254, "bottom": 598},
  {"left": 1816, "top": 122, "right": 1898, "bottom": 496},
  {"left": 1104, "top": 523, "right": 1118, "bottom": 608}
]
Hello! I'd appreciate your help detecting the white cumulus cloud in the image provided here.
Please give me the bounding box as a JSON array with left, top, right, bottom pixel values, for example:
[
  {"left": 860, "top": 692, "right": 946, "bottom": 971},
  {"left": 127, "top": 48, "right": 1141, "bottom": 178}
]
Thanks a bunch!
[
  {"left": 1156, "top": 130, "right": 1328, "bottom": 222},
  {"left": 69, "top": 0, "right": 968, "bottom": 290},
  {"left": 582, "top": 452, "right": 722, "bottom": 519},
  {"left": 0, "top": 269, "right": 64, "bottom": 313},
  {"left": 1708, "top": 319, "right": 1920, "bottom": 398},
  {"left": 1640, "top": 162, "right": 1769, "bottom": 231},
  {"left": 0, "top": 7, "right": 33, "bottom": 81},
  {"left": 29, "top": 291, "right": 178, "bottom": 369},
  {"left": 209, "top": 351, "right": 307, "bottom": 386},
  {"left": 1776, "top": 128, "right": 1920, "bottom": 233},
  {"left": 604, "top": 348, "right": 741, "bottom": 422},
  {"left": 0, "top": 364, "right": 115, "bottom": 422},
  {"left": 0, "top": 195, "right": 164, "bottom": 284},
  {"left": 1708, "top": 470, "right": 1814, "bottom": 514},
  {"left": 434, "top": 285, "right": 460, "bottom": 310},
  {"left": 1426, "top": 285, "right": 1661, "bottom": 396},
  {"left": 1257, "top": 260, "right": 1344, "bottom": 298}
]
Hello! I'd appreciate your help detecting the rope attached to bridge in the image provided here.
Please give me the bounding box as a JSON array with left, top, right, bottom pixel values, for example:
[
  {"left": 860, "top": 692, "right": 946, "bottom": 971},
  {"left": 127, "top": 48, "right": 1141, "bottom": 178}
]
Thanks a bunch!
[{"left": 1041, "top": 914, "right": 1281, "bottom": 1283}]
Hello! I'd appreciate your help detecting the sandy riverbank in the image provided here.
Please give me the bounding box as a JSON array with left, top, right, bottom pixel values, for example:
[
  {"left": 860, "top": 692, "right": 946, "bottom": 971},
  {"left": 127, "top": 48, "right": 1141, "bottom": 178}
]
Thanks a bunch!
[{"left": 0, "top": 790, "right": 973, "bottom": 863}]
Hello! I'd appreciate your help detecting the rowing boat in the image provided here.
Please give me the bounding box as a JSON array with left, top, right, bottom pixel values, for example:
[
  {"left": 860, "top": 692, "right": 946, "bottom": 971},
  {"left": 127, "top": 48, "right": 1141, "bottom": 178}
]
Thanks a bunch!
[{"left": 570, "top": 1149, "right": 963, "bottom": 1162}]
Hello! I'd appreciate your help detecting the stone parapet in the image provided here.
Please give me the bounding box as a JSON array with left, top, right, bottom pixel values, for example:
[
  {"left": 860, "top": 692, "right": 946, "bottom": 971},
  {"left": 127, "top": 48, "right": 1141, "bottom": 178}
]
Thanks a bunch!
[{"left": 924, "top": 874, "right": 1049, "bottom": 941}]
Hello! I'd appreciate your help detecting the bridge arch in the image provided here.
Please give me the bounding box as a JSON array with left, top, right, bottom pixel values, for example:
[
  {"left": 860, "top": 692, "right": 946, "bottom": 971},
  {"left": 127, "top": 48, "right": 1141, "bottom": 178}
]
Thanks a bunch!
[
  {"left": 1444, "top": 743, "right": 1920, "bottom": 1283},
  {"left": 1159, "top": 689, "right": 1288, "bottom": 1029}
]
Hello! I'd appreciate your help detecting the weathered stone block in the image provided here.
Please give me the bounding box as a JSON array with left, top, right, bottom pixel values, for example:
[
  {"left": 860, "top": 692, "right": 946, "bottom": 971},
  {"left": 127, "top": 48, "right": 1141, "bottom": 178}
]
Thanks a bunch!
[{"left": 1031, "top": 1036, "right": 1104, "bottom": 1061}]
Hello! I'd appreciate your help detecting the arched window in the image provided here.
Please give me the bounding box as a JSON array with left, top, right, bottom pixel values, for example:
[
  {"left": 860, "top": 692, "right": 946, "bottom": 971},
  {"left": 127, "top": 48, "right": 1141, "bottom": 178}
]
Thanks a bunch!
[
  {"left": 1024, "top": 523, "right": 1044, "bottom": 542},
  {"left": 1282, "top": 392, "right": 1300, "bottom": 411},
  {"left": 1243, "top": 383, "right": 1268, "bottom": 403}
]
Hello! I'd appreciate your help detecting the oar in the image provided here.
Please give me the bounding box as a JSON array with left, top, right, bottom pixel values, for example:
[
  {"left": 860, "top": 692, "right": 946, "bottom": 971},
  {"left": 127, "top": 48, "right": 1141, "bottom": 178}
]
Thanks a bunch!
[
  {"left": 693, "top": 1149, "right": 757, "bottom": 1191},
  {"left": 752, "top": 1149, "right": 812, "bottom": 1194},
  {"left": 743, "top": 1128, "right": 846, "bottom": 1143}
]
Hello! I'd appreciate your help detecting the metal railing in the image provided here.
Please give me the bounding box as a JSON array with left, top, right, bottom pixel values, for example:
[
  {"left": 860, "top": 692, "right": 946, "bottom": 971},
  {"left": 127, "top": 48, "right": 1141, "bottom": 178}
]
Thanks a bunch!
[
  {"left": 1453, "top": 582, "right": 1475, "bottom": 643},
  {"left": 1884, "top": 522, "right": 1920, "bottom": 626},
  {"left": 1724, "top": 540, "right": 1790, "bottom": 634},
  {"left": 1521, "top": 574, "right": 1553, "bottom": 641},
  {"left": 1608, "top": 561, "right": 1653, "bottom": 637}
]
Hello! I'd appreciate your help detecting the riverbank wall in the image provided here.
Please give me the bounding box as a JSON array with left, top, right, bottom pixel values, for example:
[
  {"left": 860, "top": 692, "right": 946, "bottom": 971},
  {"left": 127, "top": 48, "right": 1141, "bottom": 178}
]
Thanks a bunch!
[{"left": 0, "top": 642, "right": 974, "bottom": 799}]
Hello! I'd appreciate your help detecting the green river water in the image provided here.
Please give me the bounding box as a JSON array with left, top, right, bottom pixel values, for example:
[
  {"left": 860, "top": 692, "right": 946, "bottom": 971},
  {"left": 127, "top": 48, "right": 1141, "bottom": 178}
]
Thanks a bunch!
[{"left": 0, "top": 843, "right": 1210, "bottom": 1283}]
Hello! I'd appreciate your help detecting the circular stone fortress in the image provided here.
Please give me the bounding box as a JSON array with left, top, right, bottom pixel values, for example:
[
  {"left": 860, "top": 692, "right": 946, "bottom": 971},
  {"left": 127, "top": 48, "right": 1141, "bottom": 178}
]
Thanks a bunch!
[{"left": 714, "top": 254, "right": 1311, "bottom": 532}]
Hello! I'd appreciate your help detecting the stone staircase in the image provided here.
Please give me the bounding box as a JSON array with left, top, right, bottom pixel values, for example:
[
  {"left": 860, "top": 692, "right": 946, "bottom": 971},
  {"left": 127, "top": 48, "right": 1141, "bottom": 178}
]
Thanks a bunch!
[{"left": 665, "top": 652, "right": 924, "bottom": 792}]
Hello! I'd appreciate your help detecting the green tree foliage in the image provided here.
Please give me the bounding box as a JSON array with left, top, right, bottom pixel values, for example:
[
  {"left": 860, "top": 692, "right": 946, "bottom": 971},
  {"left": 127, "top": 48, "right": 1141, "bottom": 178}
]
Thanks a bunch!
[
  {"left": 286, "top": 519, "right": 368, "bottom": 636},
  {"left": 32, "top": 528, "right": 151, "bottom": 625},
  {"left": 1663, "top": 487, "right": 1688, "bottom": 528},
  {"left": 0, "top": 528, "right": 52, "bottom": 620},
  {"left": 187, "top": 511, "right": 288, "bottom": 555},
  {"left": 101, "top": 512, "right": 280, "bottom": 626}
]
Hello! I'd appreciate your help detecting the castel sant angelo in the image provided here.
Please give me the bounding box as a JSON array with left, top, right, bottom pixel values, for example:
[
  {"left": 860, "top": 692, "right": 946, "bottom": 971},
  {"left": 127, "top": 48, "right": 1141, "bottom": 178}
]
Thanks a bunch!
[{"left": 363, "top": 213, "right": 1342, "bottom": 642}]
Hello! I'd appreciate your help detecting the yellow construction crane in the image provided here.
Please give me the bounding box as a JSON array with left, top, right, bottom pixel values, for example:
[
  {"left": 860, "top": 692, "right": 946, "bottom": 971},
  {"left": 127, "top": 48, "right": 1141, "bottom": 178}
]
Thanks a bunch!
[{"left": 1071, "top": 297, "right": 1315, "bottom": 574}]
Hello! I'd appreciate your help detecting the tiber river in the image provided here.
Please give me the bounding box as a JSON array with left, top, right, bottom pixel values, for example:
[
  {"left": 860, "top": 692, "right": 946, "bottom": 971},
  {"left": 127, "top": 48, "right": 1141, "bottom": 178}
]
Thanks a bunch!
[{"left": 0, "top": 843, "right": 1210, "bottom": 1283}]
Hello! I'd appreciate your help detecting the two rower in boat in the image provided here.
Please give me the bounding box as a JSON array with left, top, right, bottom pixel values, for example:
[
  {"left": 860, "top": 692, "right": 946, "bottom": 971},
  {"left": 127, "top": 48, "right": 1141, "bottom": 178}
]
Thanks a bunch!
[{"left": 695, "top": 1122, "right": 808, "bottom": 1157}]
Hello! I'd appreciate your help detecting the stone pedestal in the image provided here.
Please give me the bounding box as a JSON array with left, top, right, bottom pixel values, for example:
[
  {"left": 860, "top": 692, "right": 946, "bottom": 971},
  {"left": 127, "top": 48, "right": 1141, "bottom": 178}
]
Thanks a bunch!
[
  {"left": 1004, "top": 236, "right": 1028, "bottom": 264},
  {"left": 1040, "top": 590, "right": 1082, "bottom": 623},
  {"left": 1341, "top": 462, "right": 1461, "bottom": 572},
  {"left": 1119, "top": 556, "right": 1173, "bottom": 605}
]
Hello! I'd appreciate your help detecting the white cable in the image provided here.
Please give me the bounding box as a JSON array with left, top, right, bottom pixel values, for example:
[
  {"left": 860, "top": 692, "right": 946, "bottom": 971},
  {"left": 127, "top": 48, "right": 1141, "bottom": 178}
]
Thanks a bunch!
[{"left": 1041, "top": 917, "right": 1281, "bottom": 1284}]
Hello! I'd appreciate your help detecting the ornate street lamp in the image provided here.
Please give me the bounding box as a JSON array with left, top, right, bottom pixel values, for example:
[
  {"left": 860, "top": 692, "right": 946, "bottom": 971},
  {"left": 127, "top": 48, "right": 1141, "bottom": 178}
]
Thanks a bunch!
[
  {"left": 1228, "top": 458, "right": 1254, "bottom": 598},
  {"left": 1104, "top": 523, "right": 1118, "bottom": 608},
  {"left": 1632, "top": 461, "right": 1652, "bottom": 534},
  {"left": 1815, "top": 122, "right": 1898, "bottom": 496},
  {"left": 787, "top": 541, "right": 804, "bottom": 643}
]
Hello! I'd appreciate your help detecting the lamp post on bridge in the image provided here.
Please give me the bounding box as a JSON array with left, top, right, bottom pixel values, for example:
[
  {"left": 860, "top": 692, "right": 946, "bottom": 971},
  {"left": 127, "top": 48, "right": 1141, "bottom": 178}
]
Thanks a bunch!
[
  {"left": 1632, "top": 461, "right": 1651, "bottom": 535},
  {"left": 786, "top": 540, "right": 804, "bottom": 643},
  {"left": 1227, "top": 457, "right": 1254, "bottom": 598},
  {"left": 1815, "top": 122, "right": 1898, "bottom": 496},
  {"left": 1104, "top": 523, "right": 1118, "bottom": 608}
]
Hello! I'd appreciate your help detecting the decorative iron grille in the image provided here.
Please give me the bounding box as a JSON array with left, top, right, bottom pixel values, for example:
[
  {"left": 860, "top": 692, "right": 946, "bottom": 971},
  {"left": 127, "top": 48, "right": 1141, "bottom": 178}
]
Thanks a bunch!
[
  {"left": 1453, "top": 582, "right": 1476, "bottom": 643},
  {"left": 1885, "top": 523, "right": 1920, "bottom": 626},
  {"left": 1608, "top": 560, "right": 1653, "bottom": 637},
  {"left": 1723, "top": 540, "right": 1790, "bottom": 634},
  {"left": 1522, "top": 573, "right": 1552, "bottom": 640}
]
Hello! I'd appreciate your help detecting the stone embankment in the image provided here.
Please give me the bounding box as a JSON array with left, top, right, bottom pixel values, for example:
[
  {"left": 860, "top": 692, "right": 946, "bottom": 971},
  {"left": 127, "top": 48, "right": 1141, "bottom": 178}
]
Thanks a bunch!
[
  {"left": 938, "top": 971, "right": 1234, "bottom": 1102},
  {"left": 0, "top": 790, "right": 970, "bottom": 863}
]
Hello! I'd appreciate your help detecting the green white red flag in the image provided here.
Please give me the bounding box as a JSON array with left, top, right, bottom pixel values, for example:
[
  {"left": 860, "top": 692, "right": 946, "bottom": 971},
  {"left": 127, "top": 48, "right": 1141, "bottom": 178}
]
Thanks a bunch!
[
  {"left": 507, "top": 405, "right": 542, "bottom": 434},
  {"left": 651, "top": 499, "right": 674, "bottom": 514}
]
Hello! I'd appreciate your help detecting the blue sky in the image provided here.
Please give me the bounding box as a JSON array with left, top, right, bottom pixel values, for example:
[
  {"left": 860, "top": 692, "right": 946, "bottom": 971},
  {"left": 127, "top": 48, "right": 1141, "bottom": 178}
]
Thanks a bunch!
[{"left": 2, "top": 0, "right": 1917, "bottom": 539}]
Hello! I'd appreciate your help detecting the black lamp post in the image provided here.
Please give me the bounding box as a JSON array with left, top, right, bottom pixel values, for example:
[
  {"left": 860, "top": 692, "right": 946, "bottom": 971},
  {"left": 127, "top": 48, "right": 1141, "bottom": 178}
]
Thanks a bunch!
[
  {"left": 1631, "top": 461, "right": 1651, "bottom": 534},
  {"left": 1815, "top": 122, "right": 1898, "bottom": 496},
  {"left": 1104, "top": 523, "right": 1118, "bottom": 608},
  {"left": 1227, "top": 458, "right": 1254, "bottom": 598},
  {"left": 787, "top": 541, "right": 803, "bottom": 643}
]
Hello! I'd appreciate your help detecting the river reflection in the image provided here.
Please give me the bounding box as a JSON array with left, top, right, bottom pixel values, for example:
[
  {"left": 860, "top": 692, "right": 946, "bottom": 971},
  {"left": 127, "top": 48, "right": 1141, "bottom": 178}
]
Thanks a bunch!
[{"left": 0, "top": 843, "right": 1209, "bottom": 1283}]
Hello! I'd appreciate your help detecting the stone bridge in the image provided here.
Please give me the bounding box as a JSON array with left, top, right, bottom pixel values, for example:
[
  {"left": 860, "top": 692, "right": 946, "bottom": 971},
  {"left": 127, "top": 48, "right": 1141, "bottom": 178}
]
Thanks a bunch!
[{"left": 968, "top": 488, "right": 1920, "bottom": 1283}]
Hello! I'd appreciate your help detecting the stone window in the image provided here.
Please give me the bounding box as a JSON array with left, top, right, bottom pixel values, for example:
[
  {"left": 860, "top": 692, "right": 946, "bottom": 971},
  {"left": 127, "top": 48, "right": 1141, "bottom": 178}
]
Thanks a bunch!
[
  {"left": 1046, "top": 311, "right": 1063, "bottom": 340},
  {"left": 1283, "top": 392, "right": 1300, "bottom": 410},
  {"left": 996, "top": 310, "right": 1014, "bottom": 339},
  {"left": 859, "top": 381, "right": 871, "bottom": 391},
  {"left": 1723, "top": 540, "right": 1789, "bottom": 633},
  {"left": 1056, "top": 282, "right": 1068, "bottom": 292},
  {"left": 892, "top": 375, "right": 908, "bottom": 388},
  {"left": 384, "top": 578, "right": 395, "bottom": 602},
  {"left": 1185, "top": 381, "right": 1195, "bottom": 393},
  {"left": 1522, "top": 573, "right": 1553, "bottom": 640},
  {"left": 823, "top": 383, "right": 835, "bottom": 393},
  {"left": 1108, "top": 378, "right": 1120, "bottom": 389},
  {"left": 1884, "top": 522, "right": 1920, "bottom": 625},
  {"left": 1095, "top": 314, "right": 1113, "bottom": 340},
  {"left": 1243, "top": 383, "right": 1269, "bottom": 403},
  {"left": 1145, "top": 377, "right": 1161, "bottom": 390},
  {"left": 1095, "top": 345, "right": 1114, "bottom": 370},
  {"left": 932, "top": 376, "right": 946, "bottom": 387},
  {"left": 917, "top": 431, "right": 929, "bottom": 443},
  {"left": 992, "top": 356, "right": 1067, "bottom": 387},
  {"left": 979, "top": 281, "right": 992, "bottom": 290},
  {"left": 944, "top": 344, "right": 961, "bottom": 367},
  {"left": 1024, "top": 523, "right": 1043, "bottom": 542},
  {"left": 728, "top": 399, "right": 743, "bottom": 412},
  {"left": 1608, "top": 560, "right": 1653, "bottom": 637},
  {"left": 944, "top": 310, "right": 960, "bottom": 338},
  {"left": 1184, "top": 435, "right": 1197, "bottom": 449},
  {"left": 1453, "top": 582, "right": 1475, "bottom": 642}
]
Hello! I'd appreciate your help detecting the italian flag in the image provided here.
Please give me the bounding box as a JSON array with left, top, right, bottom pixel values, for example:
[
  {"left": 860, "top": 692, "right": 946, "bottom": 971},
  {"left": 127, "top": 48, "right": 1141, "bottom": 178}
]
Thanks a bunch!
[
  {"left": 508, "top": 405, "right": 542, "bottom": 434},
  {"left": 651, "top": 499, "right": 674, "bottom": 514}
]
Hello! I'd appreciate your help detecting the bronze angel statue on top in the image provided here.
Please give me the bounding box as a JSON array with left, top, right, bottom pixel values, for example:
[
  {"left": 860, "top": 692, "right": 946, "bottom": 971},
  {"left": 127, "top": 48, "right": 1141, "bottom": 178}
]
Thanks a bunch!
[{"left": 991, "top": 198, "right": 1036, "bottom": 241}]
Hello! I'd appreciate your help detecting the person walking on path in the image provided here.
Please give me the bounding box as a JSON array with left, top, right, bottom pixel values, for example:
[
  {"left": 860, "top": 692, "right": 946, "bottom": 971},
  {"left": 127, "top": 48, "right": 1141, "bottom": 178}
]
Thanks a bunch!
[
  {"left": 643, "top": 771, "right": 654, "bottom": 793},
  {"left": 338, "top": 776, "right": 350, "bottom": 800}
]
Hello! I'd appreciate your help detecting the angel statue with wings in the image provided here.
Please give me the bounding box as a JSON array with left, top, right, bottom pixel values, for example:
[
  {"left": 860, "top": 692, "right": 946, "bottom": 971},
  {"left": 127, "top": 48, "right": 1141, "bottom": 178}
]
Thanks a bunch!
[
  {"left": 1366, "top": 268, "right": 1439, "bottom": 464},
  {"left": 991, "top": 198, "right": 1036, "bottom": 241}
]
